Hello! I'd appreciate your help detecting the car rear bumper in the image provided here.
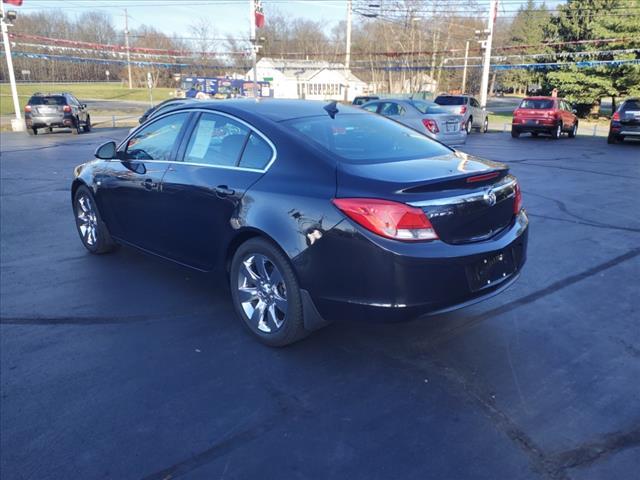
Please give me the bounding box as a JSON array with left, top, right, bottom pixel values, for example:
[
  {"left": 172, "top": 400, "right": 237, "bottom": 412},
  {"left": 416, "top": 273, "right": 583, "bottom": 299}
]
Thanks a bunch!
[
  {"left": 512, "top": 121, "right": 557, "bottom": 133},
  {"left": 429, "top": 131, "right": 467, "bottom": 145},
  {"left": 296, "top": 209, "right": 529, "bottom": 323},
  {"left": 26, "top": 115, "right": 74, "bottom": 129}
]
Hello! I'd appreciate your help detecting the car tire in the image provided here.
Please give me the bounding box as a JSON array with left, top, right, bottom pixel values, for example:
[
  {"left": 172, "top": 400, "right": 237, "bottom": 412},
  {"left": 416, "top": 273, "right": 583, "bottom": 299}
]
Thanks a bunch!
[
  {"left": 552, "top": 123, "right": 562, "bottom": 139},
  {"left": 568, "top": 122, "right": 578, "bottom": 138},
  {"left": 465, "top": 118, "right": 473, "bottom": 134},
  {"left": 511, "top": 128, "right": 520, "bottom": 138},
  {"left": 71, "top": 118, "right": 81, "bottom": 135},
  {"left": 230, "top": 237, "right": 308, "bottom": 347},
  {"left": 73, "top": 185, "right": 118, "bottom": 254},
  {"left": 607, "top": 133, "right": 618, "bottom": 144},
  {"left": 531, "top": 132, "right": 539, "bottom": 137},
  {"left": 83, "top": 116, "right": 92, "bottom": 133},
  {"left": 482, "top": 117, "right": 488, "bottom": 133}
]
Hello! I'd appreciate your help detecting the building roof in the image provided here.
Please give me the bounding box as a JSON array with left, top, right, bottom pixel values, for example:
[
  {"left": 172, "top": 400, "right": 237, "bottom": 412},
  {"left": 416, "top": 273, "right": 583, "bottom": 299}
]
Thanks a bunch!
[{"left": 255, "top": 58, "right": 366, "bottom": 84}]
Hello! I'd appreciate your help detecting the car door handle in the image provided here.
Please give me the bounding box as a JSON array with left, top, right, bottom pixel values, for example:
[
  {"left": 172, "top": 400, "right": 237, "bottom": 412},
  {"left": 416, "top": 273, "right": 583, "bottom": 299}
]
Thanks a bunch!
[
  {"left": 142, "top": 178, "right": 158, "bottom": 191},
  {"left": 215, "top": 185, "right": 235, "bottom": 197}
]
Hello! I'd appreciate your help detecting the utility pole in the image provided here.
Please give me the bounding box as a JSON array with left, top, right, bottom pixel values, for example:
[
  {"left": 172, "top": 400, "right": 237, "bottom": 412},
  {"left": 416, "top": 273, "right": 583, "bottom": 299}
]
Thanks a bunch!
[
  {"left": 461, "top": 40, "right": 469, "bottom": 93},
  {"left": 479, "top": 0, "right": 498, "bottom": 108},
  {"left": 0, "top": 3, "right": 24, "bottom": 132},
  {"left": 250, "top": 0, "right": 258, "bottom": 99},
  {"left": 124, "top": 8, "right": 133, "bottom": 89},
  {"left": 343, "top": 0, "right": 352, "bottom": 101}
]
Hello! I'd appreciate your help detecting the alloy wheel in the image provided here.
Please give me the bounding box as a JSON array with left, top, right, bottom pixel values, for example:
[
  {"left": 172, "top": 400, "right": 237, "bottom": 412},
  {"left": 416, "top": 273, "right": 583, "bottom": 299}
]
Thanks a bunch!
[
  {"left": 237, "top": 253, "right": 288, "bottom": 333},
  {"left": 556, "top": 124, "right": 562, "bottom": 137},
  {"left": 76, "top": 193, "right": 98, "bottom": 247}
]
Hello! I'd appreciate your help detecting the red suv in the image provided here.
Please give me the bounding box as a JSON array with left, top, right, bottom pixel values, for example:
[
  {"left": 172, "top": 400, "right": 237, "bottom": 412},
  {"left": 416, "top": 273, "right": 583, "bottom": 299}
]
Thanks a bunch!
[{"left": 511, "top": 97, "right": 578, "bottom": 139}]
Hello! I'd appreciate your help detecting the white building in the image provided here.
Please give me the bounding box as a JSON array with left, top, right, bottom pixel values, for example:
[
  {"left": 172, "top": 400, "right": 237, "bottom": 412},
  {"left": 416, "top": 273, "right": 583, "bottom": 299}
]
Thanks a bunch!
[{"left": 246, "top": 58, "right": 368, "bottom": 101}]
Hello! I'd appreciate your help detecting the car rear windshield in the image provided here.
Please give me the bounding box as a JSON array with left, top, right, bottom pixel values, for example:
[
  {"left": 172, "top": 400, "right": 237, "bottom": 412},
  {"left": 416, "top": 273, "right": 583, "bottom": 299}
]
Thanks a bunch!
[
  {"left": 411, "top": 100, "right": 448, "bottom": 114},
  {"left": 28, "top": 96, "right": 66, "bottom": 106},
  {"left": 283, "top": 113, "right": 451, "bottom": 164},
  {"left": 434, "top": 96, "right": 465, "bottom": 106},
  {"left": 621, "top": 100, "right": 640, "bottom": 111},
  {"left": 520, "top": 99, "right": 554, "bottom": 109}
]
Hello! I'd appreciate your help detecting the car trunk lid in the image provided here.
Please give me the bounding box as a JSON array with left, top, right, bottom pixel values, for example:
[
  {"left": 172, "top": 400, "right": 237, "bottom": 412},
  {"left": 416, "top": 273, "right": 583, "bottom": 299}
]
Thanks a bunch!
[{"left": 336, "top": 151, "right": 516, "bottom": 244}]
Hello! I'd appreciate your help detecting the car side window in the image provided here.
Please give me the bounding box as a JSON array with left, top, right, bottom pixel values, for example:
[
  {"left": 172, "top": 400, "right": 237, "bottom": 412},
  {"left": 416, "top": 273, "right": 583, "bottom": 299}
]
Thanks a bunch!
[
  {"left": 362, "top": 102, "right": 379, "bottom": 113},
  {"left": 239, "top": 133, "right": 273, "bottom": 170},
  {"left": 125, "top": 113, "right": 189, "bottom": 161},
  {"left": 184, "top": 113, "right": 250, "bottom": 167},
  {"left": 471, "top": 98, "right": 480, "bottom": 108},
  {"left": 379, "top": 102, "right": 401, "bottom": 116}
]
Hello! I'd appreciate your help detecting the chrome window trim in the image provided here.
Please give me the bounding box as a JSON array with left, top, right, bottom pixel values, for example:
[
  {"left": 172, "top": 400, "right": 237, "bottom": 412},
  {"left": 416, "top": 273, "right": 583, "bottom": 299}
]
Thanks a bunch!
[
  {"left": 408, "top": 174, "right": 516, "bottom": 208},
  {"left": 116, "top": 108, "right": 277, "bottom": 173}
]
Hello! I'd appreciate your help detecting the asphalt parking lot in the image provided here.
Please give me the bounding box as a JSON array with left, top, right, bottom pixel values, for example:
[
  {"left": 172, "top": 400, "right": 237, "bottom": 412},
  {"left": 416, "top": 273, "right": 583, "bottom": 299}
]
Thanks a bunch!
[{"left": 1, "top": 128, "right": 639, "bottom": 480}]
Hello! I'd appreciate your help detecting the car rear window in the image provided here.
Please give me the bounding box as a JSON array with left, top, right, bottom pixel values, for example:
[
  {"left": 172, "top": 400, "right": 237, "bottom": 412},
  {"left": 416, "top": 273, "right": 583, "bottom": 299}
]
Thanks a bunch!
[
  {"left": 28, "top": 96, "right": 66, "bottom": 106},
  {"left": 434, "top": 96, "right": 465, "bottom": 106},
  {"left": 411, "top": 100, "right": 447, "bottom": 114},
  {"left": 284, "top": 113, "right": 451, "bottom": 164},
  {"left": 621, "top": 100, "right": 640, "bottom": 111},
  {"left": 520, "top": 99, "right": 554, "bottom": 109}
]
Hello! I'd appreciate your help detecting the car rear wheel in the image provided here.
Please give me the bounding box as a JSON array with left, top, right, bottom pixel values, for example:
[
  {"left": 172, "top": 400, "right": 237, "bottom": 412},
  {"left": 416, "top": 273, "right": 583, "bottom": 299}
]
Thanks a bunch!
[
  {"left": 71, "top": 118, "right": 81, "bottom": 135},
  {"left": 482, "top": 117, "right": 488, "bottom": 133},
  {"left": 83, "top": 116, "right": 92, "bottom": 133},
  {"left": 568, "top": 122, "right": 578, "bottom": 138},
  {"left": 73, "top": 185, "right": 118, "bottom": 254},
  {"left": 511, "top": 128, "right": 520, "bottom": 138},
  {"left": 552, "top": 123, "right": 562, "bottom": 139},
  {"left": 465, "top": 118, "right": 473, "bottom": 134},
  {"left": 27, "top": 127, "right": 36, "bottom": 136},
  {"left": 230, "top": 238, "right": 307, "bottom": 347}
]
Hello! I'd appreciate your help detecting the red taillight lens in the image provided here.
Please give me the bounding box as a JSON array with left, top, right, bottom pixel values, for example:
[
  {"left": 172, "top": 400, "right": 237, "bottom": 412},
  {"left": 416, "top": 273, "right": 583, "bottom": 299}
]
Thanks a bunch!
[
  {"left": 612, "top": 111, "right": 620, "bottom": 121},
  {"left": 63, "top": 105, "right": 72, "bottom": 113},
  {"left": 422, "top": 118, "right": 439, "bottom": 133},
  {"left": 513, "top": 182, "right": 522, "bottom": 214},
  {"left": 332, "top": 198, "right": 439, "bottom": 241},
  {"left": 460, "top": 105, "right": 467, "bottom": 115},
  {"left": 24, "top": 105, "right": 32, "bottom": 112}
]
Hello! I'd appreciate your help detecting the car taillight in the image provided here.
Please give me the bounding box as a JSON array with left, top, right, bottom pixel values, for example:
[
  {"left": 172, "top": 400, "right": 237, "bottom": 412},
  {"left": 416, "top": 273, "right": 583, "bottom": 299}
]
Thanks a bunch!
[
  {"left": 422, "top": 118, "right": 439, "bottom": 133},
  {"left": 332, "top": 198, "right": 439, "bottom": 241},
  {"left": 24, "top": 105, "right": 31, "bottom": 112},
  {"left": 63, "top": 105, "right": 72, "bottom": 113},
  {"left": 460, "top": 105, "right": 467, "bottom": 115},
  {"left": 513, "top": 109, "right": 521, "bottom": 117},
  {"left": 612, "top": 111, "right": 620, "bottom": 121},
  {"left": 513, "top": 182, "right": 522, "bottom": 214}
]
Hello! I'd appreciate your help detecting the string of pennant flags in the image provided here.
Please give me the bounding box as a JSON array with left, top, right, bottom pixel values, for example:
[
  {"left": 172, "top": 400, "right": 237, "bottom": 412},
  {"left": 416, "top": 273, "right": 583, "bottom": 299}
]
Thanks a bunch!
[{"left": 3, "top": 50, "right": 639, "bottom": 72}]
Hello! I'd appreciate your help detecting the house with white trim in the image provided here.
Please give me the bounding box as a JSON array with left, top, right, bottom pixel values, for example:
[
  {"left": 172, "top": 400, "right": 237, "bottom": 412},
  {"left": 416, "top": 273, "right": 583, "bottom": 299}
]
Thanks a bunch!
[{"left": 246, "top": 58, "right": 368, "bottom": 101}]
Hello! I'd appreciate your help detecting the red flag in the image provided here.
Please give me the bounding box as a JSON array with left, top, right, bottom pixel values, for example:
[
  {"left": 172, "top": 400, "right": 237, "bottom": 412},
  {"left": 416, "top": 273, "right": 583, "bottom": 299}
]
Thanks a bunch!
[
  {"left": 3, "top": 0, "right": 24, "bottom": 6},
  {"left": 254, "top": 0, "right": 265, "bottom": 28}
]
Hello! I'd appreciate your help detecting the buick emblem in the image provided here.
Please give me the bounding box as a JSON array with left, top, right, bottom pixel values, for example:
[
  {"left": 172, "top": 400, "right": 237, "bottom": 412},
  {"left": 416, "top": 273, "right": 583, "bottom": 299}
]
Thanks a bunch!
[{"left": 483, "top": 190, "right": 497, "bottom": 206}]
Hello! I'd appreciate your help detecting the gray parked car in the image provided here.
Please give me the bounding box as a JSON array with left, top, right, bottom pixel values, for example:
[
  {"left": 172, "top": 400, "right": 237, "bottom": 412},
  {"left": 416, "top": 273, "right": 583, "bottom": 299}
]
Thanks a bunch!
[
  {"left": 24, "top": 92, "right": 91, "bottom": 135},
  {"left": 361, "top": 98, "right": 467, "bottom": 146},
  {"left": 434, "top": 94, "right": 488, "bottom": 134}
]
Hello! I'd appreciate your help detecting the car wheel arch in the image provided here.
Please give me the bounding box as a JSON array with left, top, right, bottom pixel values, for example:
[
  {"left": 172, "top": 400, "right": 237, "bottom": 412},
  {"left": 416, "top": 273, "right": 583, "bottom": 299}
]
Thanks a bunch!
[{"left": 225, "top": 228, "right": 289, "bottom": 275}]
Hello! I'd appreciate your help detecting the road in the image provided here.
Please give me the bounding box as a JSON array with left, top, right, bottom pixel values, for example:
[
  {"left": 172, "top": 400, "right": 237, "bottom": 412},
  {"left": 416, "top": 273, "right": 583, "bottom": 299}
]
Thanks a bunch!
[{"left": 1, "top": 128, "right": 639, "bottom": 480}]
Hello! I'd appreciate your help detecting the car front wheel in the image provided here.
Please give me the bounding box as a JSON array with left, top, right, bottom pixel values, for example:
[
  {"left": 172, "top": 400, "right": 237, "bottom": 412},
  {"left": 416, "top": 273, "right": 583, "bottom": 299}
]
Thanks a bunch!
[
  {"left": 83, "top": 116, "right": 92, "bottom": 133},
  {"left": 568, "top": 122, "right": 578, "bottom": 138},
  {"left": 230, "top": 238, "right": 307, "bottom": 347},
  {"left": 482, "top": 117, "right": 488, "bottom": 133},
  {"left": 73, "top": 185, "right": 118, "bottom": 254},
  {"left": 552, "top": 123, "right": 562, "bottom": 139}
]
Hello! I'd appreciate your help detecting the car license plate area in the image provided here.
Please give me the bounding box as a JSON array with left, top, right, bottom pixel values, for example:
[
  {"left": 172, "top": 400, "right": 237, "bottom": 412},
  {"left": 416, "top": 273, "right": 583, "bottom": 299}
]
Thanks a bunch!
[
  {"left": 467, "top": 249, "right": 516, "bottom": 292},
  {"left": 526, "top": 119, "right": 538, "bottom": 125},
  {"left": 446, "top": 122, "right": 457, "bottom": 133}
]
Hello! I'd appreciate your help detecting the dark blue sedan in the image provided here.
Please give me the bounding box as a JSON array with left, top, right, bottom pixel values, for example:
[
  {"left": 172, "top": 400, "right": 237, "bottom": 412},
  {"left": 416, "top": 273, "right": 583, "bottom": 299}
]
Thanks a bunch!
[{"left": 71, "top": 100, "right": 528, "bottom": 346}]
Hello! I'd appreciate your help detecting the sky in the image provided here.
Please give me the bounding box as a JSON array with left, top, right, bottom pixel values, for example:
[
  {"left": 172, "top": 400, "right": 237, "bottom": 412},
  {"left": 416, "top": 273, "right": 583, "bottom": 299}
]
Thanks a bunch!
[{"left": 16, "top": 0, "right": 563, "bottom": 41}]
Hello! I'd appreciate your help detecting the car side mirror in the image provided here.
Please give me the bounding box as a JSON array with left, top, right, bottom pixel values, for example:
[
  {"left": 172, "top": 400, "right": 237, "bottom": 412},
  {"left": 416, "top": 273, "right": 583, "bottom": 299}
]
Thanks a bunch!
[
  {"left": 572, "top": 109, "right": 577, "bottom": 114},
  {"left": 82, "top": 104, "right": 87, "bottom": 109},
  {"left": 95, "top": 141, "right": 117, "bottom": 160}
]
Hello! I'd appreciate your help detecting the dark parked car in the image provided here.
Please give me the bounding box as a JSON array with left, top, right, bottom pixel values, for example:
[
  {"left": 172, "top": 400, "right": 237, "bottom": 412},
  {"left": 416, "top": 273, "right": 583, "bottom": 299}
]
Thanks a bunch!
[
  {"left": 352, "top": 95, "right": 379, "bottom": 106},
  {"left": 71, "top": 100, "right": 528, "bottom": 346},
  {"left": 511, "top": 97, "right": 578, "bottom": 139},
  {"left": 138, "top": 98, "right": 195, "bottom": 125},
  {"left": 608, "top": 98, "right": 640, "bottom": 144},
  {"left": 24, "top": 92, "right": 91, "bottom": 135}
]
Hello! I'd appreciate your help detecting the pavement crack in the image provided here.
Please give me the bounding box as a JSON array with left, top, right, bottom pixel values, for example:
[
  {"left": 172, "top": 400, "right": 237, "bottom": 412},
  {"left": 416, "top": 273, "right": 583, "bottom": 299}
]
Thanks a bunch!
[{"left": 548, "top": 426, "right": 640, "bottom": 473}]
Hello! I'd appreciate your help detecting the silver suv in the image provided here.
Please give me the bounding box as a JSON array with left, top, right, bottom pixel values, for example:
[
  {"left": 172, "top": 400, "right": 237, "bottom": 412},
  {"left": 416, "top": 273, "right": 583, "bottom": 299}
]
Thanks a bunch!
[
  {"left": 24, "top": 93, "right": 91, "bottom": 136},
  {"left": 434, "top": 94, "right": 488, "bottom": 134}
]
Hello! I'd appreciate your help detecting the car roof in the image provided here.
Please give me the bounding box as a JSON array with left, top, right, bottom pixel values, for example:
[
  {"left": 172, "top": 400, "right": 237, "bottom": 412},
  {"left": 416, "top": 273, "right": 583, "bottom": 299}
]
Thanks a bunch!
[
  {"left": 170, "top": 99, "right": 368, "bottom": 122},
  {"left": 522, "top": 96, "right": 558, "bottom": 100}
]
